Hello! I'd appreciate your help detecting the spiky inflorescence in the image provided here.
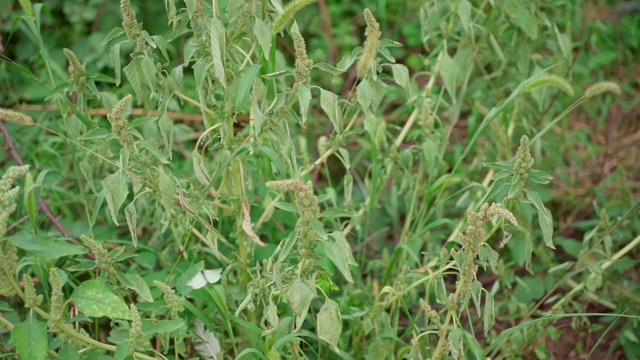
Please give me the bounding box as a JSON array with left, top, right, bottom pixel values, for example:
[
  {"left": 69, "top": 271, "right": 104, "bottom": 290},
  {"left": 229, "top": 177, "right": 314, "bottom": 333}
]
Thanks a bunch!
[
  {"left": 48, "top": 268, "right": 64, "bottom": 321},
  {"left": 128, "top": 304, "right": 144, "bottom": 353},
  {"left": 80, "top": 235, "right": 118, "bottom": 284},
  {"left": 272, "top": 0, "right": 317, "bottom": 35},
  {"left": 0, "top": 108, "right": 34, "bottom": 126},
  {"left": 63, "top": 48, "right": 86, "bottom": 92},
  {"left": 0, "top": 165, "right": 30, "bottom": 238},
  {"left": 507, "top": 135, "right": 533, "bottom": 205},
  {"left": 291, "top": 25, "right": 313, "bottom": 89},
  {"left": 357, "top": 8, "right": 381, "bottom": 77},
  {"left": 23, "top": 273, "right": 43, "bottom": 308},
  {"left": 154, "top": 281, "right": 185, "bottom": 319},
  {"left": 120, "top": 0, "right": 146, "bottom": 52},
  {"left": 457, "top": 203, "right": 517, "bottom": 300},
  {"left": 0, "top": 243, "right": 18, "bottom": 296},
  {"left": 107, "top": 94, "right": 135, "bottom": 148}
]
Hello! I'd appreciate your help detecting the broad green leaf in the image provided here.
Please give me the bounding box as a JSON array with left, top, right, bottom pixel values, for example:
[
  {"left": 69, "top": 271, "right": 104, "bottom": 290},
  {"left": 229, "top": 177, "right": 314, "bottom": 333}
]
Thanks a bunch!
[
  {"left": 526, "top": 191, "right": 555, "bottom": 249},
  {"left": 118, "top": 272, "right": 153, "bottom": 303},
  {"left": 235, "top": 64, "right": 262, "bottom": 113},
  {"left": 9, "top": 231, "right": 86, "bottom": 260},
  {"left": 357, "top": 78, "right": 372, "bottom": 111},
  {"left": 210, "top": 18, "right": 227, "bottom": 88},
  {"left": 71, "top": 280, "right": 133, "bottom": 320},
  {"left": 319, "top": 87, "right": 340, "bottom": 132},
  {"left": 125, "top": 201, "right": 137, "bottom": 247},
  {"left": 297, "top": 84, "right": 311, "bottom": 124},
  {"left": 317, "top": 298, "right": 342, "bottom": 346},
  {"left": 115, "top": 342, "right": 130, "bottom": 360},
  {"left": 328, "top": 231, "right": 356, "bottom": 265},
  {"left": 390, "top": 64, "right": 410, "bottom": 93},
  {"left": 142, "top": 318, "right": 186, "bottom": 334},
  {"left": 0, "top": 301, "right": 12, "bottom": 311},
  {"left": 102, "top": 171, "right": 128, "bottom": 225},
  {"left": 11, "top": 314, "right": 47, "bottom": 360},
  {"left": 324, "top": 241, "right": 354, "bottom": 283},
  {"left": 158, "top": 113, "right": 174, "bottom": 159},
  {"left": 254, "top": 17, "right": 272, "bottom": 59},
  {"left": 123, "top": 57, "right": 145, "bottom": 100},
  {"left": 287, "top": 279, "right": 314, "bottom": 330},
  {"left": 59, "top": 344, "right": 80, "bottom": 360}
]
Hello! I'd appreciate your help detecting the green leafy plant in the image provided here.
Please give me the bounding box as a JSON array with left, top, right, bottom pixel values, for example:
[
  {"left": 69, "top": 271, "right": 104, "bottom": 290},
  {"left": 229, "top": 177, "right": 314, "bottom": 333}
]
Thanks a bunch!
[{"left": 1, "top": 0, "right": 638, "bottom": 359}]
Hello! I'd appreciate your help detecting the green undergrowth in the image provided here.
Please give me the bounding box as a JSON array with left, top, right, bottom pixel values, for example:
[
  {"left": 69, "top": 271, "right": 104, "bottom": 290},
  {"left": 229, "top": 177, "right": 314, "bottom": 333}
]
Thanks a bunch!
[{"left": 0, "top": 0, "right": 639, "bottom": 359}]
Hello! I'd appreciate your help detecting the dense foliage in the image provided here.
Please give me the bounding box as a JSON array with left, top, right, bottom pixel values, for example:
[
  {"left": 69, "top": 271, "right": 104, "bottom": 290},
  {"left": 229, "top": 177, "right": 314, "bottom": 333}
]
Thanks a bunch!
[{"left": 1, "top": 0, "right": 639, "bottom": 359}]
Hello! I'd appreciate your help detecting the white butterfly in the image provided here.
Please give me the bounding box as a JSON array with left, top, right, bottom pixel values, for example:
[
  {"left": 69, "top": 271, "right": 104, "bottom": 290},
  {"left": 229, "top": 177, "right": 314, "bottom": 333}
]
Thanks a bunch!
[{"left": 187, "top": 268, "right": 223, "bottom": 289}]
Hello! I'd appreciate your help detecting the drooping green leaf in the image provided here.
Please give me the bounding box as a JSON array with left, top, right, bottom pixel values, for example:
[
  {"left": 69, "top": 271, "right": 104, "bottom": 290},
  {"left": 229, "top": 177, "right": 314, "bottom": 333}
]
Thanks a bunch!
[
  {"left": 315, "top": 62, "right": 345, "bottom": 76},
  {"left": 324, "top": 241, "right": 354, "bottom": 283},
  {"left": 317, "top": 298, "right": 342, "bottom": 346},
  {"left": 141, "top": 54, "right": 157, "bottom": 98},
  {"left": 252, "top": 95, "right": 266, "bottom": 135},
  {"left": 390, "top": 63, "right": 410, "bottom": 93},
  {"left": 125, "top": 201, "right": 137, "bottom": 247},
  {"left": 123, "top": 57, "right": 145, "bottom": 100},
  {"left": 254, "top": 17, "right": 272, "bottom": 59},
  {"left": 319, "top": 87, "right": 340, "bottom": 132},
  {"left": 209, "top": 18, "right": 227, "bottom": 88},
  {"left": 71, "top": 280, "right": 133, "bottom": 320},
  {"left": 483, "top": 291, "right": 495, "bottom": 335},
  {"left": 110, "top": 42, "right": 123, "bottom": 86},
  {"left": 11, "top": 314, "right": 47, "bottom": 360},
  {"left": 297, "top": 84, "right": 311, "bottom": 124},
  {"left": 158, "top": 113, "right": 174, "bottom": 159},
  {"left": 118, "top": 272, "right": 153, "bottom": 302},
  {"left": 526, "top": 191, "right": 555, "bottom": 249},
  {"left": 287, "top": 279, "right": 314, "bottom": 330},
  {"left": 102, "top": 171, "right": 128, "bottom": 225},
  {"left": 478, "top": 244, "right": 499, "bottom": 273}
]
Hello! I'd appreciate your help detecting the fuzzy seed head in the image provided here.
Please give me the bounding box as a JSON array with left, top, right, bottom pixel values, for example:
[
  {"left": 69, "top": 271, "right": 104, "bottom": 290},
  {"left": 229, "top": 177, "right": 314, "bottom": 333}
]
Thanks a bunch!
[
  {"left": 357, "top": 8, "right": 381, "bottom": 77},
  {"left": 0, "top": 108, "right": 34, "bottom": 126}
]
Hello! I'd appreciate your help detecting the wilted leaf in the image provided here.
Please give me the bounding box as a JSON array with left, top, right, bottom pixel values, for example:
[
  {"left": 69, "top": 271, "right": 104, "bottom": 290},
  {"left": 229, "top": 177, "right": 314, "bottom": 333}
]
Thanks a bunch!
[{"left": 287, "top": 279, "right": 314, "bottom": 330}]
